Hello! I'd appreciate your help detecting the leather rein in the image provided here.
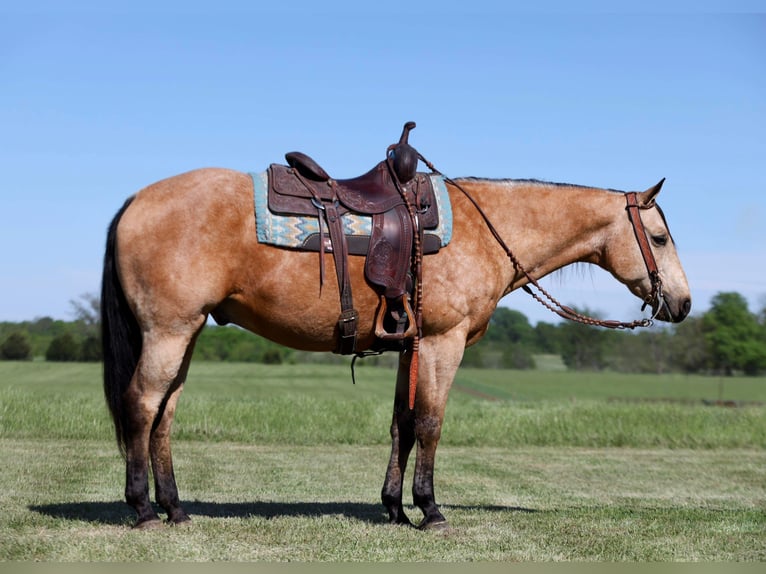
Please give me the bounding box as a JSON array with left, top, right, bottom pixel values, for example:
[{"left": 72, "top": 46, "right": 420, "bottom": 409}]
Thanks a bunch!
[{"left": 419, "top": 154, "right": 665, "bottom": 330}]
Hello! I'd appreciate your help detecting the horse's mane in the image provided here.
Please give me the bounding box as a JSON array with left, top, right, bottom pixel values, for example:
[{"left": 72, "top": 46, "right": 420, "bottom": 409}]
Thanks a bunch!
[
  {"left": 453, "top": 176, "right": 624, "bottom": 193},
  {"left": 455, "top": 176, "right": 577, "bottom": 185}
]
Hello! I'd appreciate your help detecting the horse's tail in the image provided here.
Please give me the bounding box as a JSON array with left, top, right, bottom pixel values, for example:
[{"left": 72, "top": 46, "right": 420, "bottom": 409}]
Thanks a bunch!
[{"left": 101, "top": 196, "right": 141, "bottom": 458}]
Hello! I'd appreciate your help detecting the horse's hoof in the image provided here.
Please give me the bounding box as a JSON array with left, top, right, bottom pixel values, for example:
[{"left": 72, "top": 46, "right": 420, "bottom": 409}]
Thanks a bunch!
[
  {"left": 418, "top": 519, "right": 450, "bottom": 532},
  {"left": 133, "top": 518, "right": 164, "bottom": 530},
  {"left": 167, "top": 514, "right": 192, "bottom": 528},
  {"left": 386, "top": 508, "right": 414, "bottom": 527}
]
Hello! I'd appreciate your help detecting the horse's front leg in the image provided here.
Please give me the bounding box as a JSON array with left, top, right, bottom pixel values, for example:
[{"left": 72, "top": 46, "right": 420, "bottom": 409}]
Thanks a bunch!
[
  {"left": 381, "top": 351, "right": 417, "bottom": 526},
  {"left": 382, "top": 332, "right": 465, "bottom": 529},
  {"left": 410, "top": 332, "right": 465, "bottom": 530}
]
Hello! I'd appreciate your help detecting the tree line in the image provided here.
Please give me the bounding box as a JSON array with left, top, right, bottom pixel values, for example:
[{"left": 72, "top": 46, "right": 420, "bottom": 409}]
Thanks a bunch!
[
  {"left": 466, "top": 291, "right": 766, "bottom": 375},
  {"left": 1, "top": 291, "right": 765, "bottom": 376}
]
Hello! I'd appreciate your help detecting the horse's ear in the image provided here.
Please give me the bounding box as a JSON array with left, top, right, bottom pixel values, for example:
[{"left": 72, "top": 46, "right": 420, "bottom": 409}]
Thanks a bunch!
[{"left": 639, "top": 178, "right": 665, "bottom": 207}]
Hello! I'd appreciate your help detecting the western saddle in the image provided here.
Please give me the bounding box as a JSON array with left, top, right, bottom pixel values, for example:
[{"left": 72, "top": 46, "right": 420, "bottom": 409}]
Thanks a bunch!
[{"left": 267, "top": 122, "right": 441, "bottom": 356}]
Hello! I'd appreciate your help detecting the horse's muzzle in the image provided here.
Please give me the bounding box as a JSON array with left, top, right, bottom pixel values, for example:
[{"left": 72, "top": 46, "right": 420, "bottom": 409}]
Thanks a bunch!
[{"left": 655, "top": 296, "right": 691, "bottom": 323}]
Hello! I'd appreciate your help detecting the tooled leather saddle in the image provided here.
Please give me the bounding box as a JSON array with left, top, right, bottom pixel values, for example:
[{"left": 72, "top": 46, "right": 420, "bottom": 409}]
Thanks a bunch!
[{"left": 267, "top": 122, "right": 440, "bottom": 355}]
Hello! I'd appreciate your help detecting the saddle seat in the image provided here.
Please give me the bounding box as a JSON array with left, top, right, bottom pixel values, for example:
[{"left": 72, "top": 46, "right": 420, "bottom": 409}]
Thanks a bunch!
[
  {"left": 285, "top": 151, "right": 412, "bottom": 215},
  {"left": 266, "top": 122, "right": 439, "bottom": 355}
]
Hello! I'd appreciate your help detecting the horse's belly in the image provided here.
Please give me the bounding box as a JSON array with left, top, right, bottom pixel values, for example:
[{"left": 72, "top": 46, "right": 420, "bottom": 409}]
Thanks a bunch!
[{"left": 217, "top": 249, "right": 381, "bottom": 352}]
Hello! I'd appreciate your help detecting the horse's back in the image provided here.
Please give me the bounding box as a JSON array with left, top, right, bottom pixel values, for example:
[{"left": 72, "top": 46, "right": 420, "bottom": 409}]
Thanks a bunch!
[{"left": 124, "top": 167, "right": 253, "bottom": 226}]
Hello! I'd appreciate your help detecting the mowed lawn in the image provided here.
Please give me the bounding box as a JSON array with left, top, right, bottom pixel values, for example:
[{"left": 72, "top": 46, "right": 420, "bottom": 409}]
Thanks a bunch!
[{"left": 0, "top": 361, "right": 764, "bottom": 561}]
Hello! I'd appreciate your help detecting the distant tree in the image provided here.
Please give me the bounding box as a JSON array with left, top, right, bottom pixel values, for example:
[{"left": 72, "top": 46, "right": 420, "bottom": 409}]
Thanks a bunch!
[
  {"left": 1, "top": 332, "right": 32, "bottom": 360},
  {"left": 607, "top": 329, "right": 672, "bottom": 374},
  {"left": 758, "top": 296, "right": 766, "bottom": 341},
  {"left": 461, "top": 344, "right": 485, "bottom": 368},
  {"left": 500, "top": 345, "right": 536, "bottom": 370},
  {"left": 69, "top": 292, "right": 100, "bottom": 340},
  {"left": 668, "top": 316, "right": 708, "bottom": 373},
  {"left": 80, "top": 335, "right": 102, "bottom": 362},
  {"left": 46, "top": 333, "right": 80, "bottom": 362},
  {"left": 28, "top": 316, "right": 55, "bottom": 334},
  {"left": 557, "top": 307, "right": 608, "bottom": 370},
  {"left": 703, "top": 292, "right": 766, "bottom": 375},
  {"left": 534, "top": 321, "right": 561, "bottom": 354},
  {"left": 485, "top": 308, "right": 536, "bottom": 346},
  {"left": 262, "top": 349, "right": 284, "bottom": 365},
  {"left": 193, "top": 325, "right": 294, "bottom": 363},
  {"left": 69, "top": 293, "right": 100, "bottom": 328}
]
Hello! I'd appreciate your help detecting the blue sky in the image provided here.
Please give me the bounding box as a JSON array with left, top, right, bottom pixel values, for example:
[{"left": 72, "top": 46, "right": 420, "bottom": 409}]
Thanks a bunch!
[{"left": 1, "top": 2, "right": 764, "bottom": 325}]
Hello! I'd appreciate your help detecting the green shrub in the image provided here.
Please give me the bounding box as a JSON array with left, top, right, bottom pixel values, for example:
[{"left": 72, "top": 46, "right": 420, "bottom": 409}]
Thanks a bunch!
[
  {"left": 1, "top": 332, "right": 32, "bottom": 360},
  {"left": 45, "top": 333, "right": 80, "bottom": 362}
]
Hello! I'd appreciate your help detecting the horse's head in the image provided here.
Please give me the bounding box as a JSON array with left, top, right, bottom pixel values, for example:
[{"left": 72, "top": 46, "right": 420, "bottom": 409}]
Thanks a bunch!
[{"left": 605, "top": 180, "right": 691, "bottom": 323}]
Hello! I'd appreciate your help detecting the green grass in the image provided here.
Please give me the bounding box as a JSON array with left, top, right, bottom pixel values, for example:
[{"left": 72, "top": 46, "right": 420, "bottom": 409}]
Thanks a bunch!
[
  {"left": 1, "top": 362, "right": 764, "bottom": 448},
  {"left": 454, "top": 367, "right": 766, "bottom": 403},
  {"left": 0, "top": 361, "right": 765, "bottom": 561},
  {"left": 0, "top": 440, "right": 763, "bottom": 561}
]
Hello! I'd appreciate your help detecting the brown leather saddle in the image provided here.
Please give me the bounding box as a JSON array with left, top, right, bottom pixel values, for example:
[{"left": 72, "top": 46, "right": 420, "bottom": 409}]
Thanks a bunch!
[{"left": 267, "top": 122, "right": 441, "bottom": 354}]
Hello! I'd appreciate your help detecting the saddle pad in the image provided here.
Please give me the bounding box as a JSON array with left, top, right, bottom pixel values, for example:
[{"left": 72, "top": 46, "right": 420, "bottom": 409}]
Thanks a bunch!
[{"left": 251, "top": 170, "right": 453, "bottom": 251}]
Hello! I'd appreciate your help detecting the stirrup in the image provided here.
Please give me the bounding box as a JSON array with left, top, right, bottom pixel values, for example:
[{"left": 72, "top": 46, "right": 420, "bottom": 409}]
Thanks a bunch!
[{"left": 374, "top": 295, "right": 418, "bottom": 340}]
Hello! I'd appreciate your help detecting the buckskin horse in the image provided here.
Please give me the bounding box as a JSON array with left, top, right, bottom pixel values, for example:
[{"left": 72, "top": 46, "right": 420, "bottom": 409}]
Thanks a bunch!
[{"left": 101, "top": 126, "right": 691, "bottom": 530}]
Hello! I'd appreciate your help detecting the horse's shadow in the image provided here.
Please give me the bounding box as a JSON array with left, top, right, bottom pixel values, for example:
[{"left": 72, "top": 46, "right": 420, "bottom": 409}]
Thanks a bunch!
[{"left": 30, "top": 500, "right": 536, "bottom": 526}]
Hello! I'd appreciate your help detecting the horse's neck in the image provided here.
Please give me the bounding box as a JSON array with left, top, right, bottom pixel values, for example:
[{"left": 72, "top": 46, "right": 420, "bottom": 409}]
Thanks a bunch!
[{"left": 462, "top": 179, "right": 618, "bottom": 288}]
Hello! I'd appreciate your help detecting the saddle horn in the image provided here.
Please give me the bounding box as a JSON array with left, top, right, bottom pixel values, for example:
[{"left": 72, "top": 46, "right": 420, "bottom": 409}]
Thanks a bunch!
[{"left": 390, "top": 121, "right": 418, "bottom": 183}]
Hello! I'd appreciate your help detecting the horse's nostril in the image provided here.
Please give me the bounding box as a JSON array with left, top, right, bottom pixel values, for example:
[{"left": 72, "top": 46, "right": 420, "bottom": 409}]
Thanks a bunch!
[{"left": 679, "top": 298, "right": 691, "bottom": 320}]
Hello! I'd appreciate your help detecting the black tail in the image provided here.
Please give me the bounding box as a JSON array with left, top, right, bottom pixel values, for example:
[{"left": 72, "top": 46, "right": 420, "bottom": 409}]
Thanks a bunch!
[{"left": 101, "top": 196, "right": 142, "bottom": 457}]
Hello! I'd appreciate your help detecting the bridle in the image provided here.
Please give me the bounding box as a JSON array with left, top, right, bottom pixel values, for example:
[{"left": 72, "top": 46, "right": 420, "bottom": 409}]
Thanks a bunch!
[
  {"left": 420, "top": 155, "right": 666, "bottom": 330},
  {"left": 624, "top": 190, "right": 665, "bottom": 318}
]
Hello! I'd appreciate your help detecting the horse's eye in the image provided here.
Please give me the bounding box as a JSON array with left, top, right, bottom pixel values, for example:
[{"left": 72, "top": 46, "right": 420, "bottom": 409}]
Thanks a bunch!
[{"left": 652, "top": 235, "right": 668, "bottom": 247}]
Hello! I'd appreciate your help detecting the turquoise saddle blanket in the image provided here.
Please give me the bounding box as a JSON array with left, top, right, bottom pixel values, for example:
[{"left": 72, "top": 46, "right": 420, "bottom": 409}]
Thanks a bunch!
[{"left": 251, "top": 170, "right": 453, "bottom": 251}]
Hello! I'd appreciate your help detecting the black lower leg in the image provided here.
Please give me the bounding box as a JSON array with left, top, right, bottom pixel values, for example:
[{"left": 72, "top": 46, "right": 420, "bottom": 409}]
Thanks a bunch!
[
  {"left": 413, "top": 466, "right": 447, "bottom": 529},
  {"left": 125, "top": 459, "right": 160, "bottom": 527},
  {"left": 412, "top": 416, "right": 448, "bottom": 529},
  {"left": 154, "top": 469, "right": 189, "bottom": 524},
  {"left": 382, "top": 403, "right": 416, "bottom": 526}
]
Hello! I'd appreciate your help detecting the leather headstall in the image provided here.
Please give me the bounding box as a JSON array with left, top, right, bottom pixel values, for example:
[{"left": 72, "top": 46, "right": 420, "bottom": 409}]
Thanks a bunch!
[{"left": 624, "top": 192, "right": 663, "bottom": 314}]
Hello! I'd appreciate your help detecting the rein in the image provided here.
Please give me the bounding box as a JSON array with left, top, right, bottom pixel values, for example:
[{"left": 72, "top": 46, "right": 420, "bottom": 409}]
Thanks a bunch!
[{"left": 419, "top": 154, "right": 665, "bottom": 330}]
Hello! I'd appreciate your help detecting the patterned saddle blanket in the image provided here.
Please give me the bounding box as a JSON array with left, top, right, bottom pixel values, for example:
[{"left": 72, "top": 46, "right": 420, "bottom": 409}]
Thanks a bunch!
[{"left": 251, "top": 170, "right": 452, "bottom": 254}]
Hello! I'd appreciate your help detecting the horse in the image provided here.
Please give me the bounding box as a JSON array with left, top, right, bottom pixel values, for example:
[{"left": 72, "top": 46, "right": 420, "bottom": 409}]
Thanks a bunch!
[{"left": 101, "top": 166, "right": 691, "bottom": 530}]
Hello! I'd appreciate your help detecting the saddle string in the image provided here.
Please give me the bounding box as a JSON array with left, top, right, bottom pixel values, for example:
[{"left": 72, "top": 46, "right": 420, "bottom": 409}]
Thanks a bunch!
[
  {"left": 385, "top": 152, "right": 424, "bottom": 409},
  {"left": 417, "top": 152, "right": 662, "bottom": 330},
  {"left": 349, "top": 155, "right": 427, "bottom": 406},
  {"left": 291, "top": 168, "right": 329, "bottom": 289}
]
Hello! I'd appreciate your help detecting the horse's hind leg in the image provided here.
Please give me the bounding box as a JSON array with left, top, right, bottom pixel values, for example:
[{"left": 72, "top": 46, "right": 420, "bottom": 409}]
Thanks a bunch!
[
  {"left": 148, "top": 340, "right": 197, "bottom": 526},
  {"left": 148, "top": 326, "right": 204, "bottom": 525},
  {"left": 123, "top": 325, "right": 202, "bottom": 528}
]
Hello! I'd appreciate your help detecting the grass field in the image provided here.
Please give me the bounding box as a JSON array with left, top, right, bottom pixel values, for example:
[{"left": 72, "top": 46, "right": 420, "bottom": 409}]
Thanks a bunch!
[{"left": 1, "top": 361, "right": 764, "bottom": 561}]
